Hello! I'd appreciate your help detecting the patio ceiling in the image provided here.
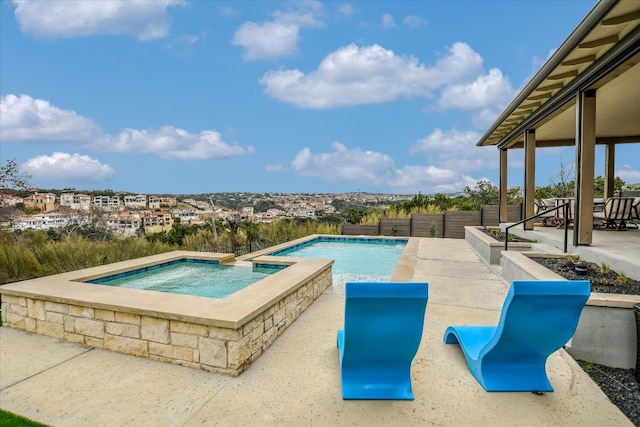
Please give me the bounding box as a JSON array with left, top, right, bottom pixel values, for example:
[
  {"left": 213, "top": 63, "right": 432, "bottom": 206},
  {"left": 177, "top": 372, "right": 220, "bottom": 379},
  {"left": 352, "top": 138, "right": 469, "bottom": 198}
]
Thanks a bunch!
[{"left": 477, "top": 0, "right": 640, "bottom": 149}]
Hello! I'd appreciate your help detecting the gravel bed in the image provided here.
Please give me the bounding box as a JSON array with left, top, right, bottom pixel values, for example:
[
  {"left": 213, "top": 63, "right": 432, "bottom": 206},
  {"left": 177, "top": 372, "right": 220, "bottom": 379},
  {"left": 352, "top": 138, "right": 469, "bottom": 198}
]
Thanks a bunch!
[
  {"left": 576, "top": 361, "right": 640, "bottom": 426},
  {"left": 479, "top": 227, "right": 534, "bottom": 243},
  {"left": 529, "top": 257, "right": 640, "bottom": 295},
  {"left": 530, "top": 256, "right": 639, "bottom": 424}
]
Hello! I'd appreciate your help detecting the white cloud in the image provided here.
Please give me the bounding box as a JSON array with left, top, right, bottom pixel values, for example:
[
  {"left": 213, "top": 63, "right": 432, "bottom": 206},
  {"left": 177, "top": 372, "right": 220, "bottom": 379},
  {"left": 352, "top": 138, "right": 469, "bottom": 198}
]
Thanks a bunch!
[
  {"left": 232, "top": 2, "right": 325, "bottom": 61},
  {"left": 337, "top": 4, "right": 358, "bottom": 17},
  {"left": 0, "top": 94, "right": 101, "bottom": 142},
  {"left": 431, "top": 42, "right": 485, "bottom": 85},
  {"left": 22, "top": 152, "right": 116, "bottom": 181},
  {"left": 289, "top": 141, "right": 491, "bottom": 194},
  {"left": 409, "top": 128, "right": 497, "bottom": 171},
  {"left": 472, "top": 107, "right": 505, "bottom": 129},
  {"left": 272, "top": 1, "right": 325, "bottom": 28},
  {"left": 381, "top": 13, "right": 396, "bottom": 29},
  {"left": 95, "top": 126, "right": 255, "bottom": 160},
  {"left": 524, "top": 48, "right": 556, "bottom": 89},
  {"left": 265, "top": 163, "right": 284, "bottom": 172},
  {"left": 12, "top": 0, "right": 185, "bottom": 41},
  {"left": 220, "top": 6, "right": 238, "bottom": 18},
  {"left": 403, "top": 16, "right": 426, "bottom": 28},
  {"left": 260, "top": 42, "right": 486, "bottom": 109},
  {"left": 389, "top": 167, "right": 479, "bottom": 194},
  {"left": 437, "top": 68, "right": 515, "bottom": 127},
  {"left": 389, "top": 165, "right": 456, "bottom": 187},
  {"left": 439, "top": 68, "right": 514, "bottom": 110},
  {"left": 617, "top": 165, "right": 640, "bottom": 184},
  {"left": 1, "top": 94, "right": 255, "bottom": 161},
  {"left": 291, "top": 142, "right": 396, "bottom": 184},
  {"left": 232, "top": 22, "right": 301, "bottom": 61}
]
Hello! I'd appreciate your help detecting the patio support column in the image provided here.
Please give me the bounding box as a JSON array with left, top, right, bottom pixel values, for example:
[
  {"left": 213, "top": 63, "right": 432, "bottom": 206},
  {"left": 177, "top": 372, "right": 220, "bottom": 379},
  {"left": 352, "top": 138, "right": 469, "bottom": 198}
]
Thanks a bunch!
[
  {"left": 499, "top": 148, "right": 508, "bottom": 223},
  {"left": 524, "top": 129, "right": 536, "bottom": 230},
  {"left": 604, "top": 143, "right": 616, "bottom": 198},
  {"left": 574, "top": 89, "right": 596, "bottom": 246}
]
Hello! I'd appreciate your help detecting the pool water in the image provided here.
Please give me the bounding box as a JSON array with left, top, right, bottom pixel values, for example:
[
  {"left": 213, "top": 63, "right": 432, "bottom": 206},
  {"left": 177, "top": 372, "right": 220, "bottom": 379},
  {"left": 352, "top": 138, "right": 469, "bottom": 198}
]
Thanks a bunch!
[
  {"left": 88, "top": 259, "right": 282, "bottom": 299},
  {"left": 271, "top": 238, "right": 407, "bottom": 284}
]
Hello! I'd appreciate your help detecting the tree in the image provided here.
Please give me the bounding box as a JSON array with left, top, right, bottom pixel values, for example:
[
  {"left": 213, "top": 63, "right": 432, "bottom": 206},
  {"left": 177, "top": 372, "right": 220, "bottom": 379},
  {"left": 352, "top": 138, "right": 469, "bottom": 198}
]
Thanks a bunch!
[
  {"left": 225, "top": 214, "right": 243, "bottom": 254},
  {"left": 0, "top": 159, "right": 33, "bottom": 223},
  {"left": 393, "top": 192, "right": 430, "bottom": 212},
  {"left": 549, "top": 159, "right": 574, "bottom": 197},
  {"left": 432, "top": 193, "right": 452, "bottom": 210},
  {"left": 463, "top": 180, "right": 499, "bottom": 209},
  {"left": 594, "top": 175, "right": 625, "bottom": 196},
  {"left": 344, "top": 208, "right": 365, "bottom": 224},
  {"left": 240, "top": 221, "right": 260, "bottom": 243},
  {"left": 0, "top": 158, "right": 32, "bottom": 192},
  {"left": 535, "top": 185, "right": 555, "bottom": 199},
  {"left": 507, "top": 187, "right": 523, "bottom": 204}
]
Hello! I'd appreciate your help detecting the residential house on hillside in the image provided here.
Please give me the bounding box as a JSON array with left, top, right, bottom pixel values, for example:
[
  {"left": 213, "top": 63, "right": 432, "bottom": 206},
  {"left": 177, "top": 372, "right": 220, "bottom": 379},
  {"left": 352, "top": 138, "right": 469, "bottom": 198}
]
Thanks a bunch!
[
  {"left": 12, "top": 213, "right": 90, "bottom": 231},
  {"left": 143, "top": 211, "right": 173, "bottom": 234},
  {"left": 254, "top": 208, "right": 285, "bottom": 222},
  {"left": 93, "top": 195, "right": 121, "bottom": 211},
  {"left": 182, "top": 198, "right": 210, "bottom": 210},
  {"left": 148, "top": 198, "right": 161, "bottom": 210},
  {"left": 123, "top": 195, "right": 147, "bottom": 210},
  {"left": 172, "top": 209, "right": 200, "bottom": 223},
  {"left": 24, "top": 192, "right": 56, "bottom": 213},
  {"left": 149, "top": 196, "right": 177, "bottom": 207},
  {"left": 0, "top": 194, "right": 24, "bottom": 207},
  {"left": 286, "top": 203, "right": 315, "bottom": 218},
  {"left": 107, "top": 212, "right": 141, "bottom": 237},
  {"left": 60, "top": 193, "right": 92, "bottom": 211}
]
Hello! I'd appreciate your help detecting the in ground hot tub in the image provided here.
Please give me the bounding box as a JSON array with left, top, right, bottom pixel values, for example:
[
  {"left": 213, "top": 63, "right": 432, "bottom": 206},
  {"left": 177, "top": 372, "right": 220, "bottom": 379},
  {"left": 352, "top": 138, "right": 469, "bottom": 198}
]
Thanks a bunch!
[{"left": 0, "top": 251, "right": 333, "bottom": 376}]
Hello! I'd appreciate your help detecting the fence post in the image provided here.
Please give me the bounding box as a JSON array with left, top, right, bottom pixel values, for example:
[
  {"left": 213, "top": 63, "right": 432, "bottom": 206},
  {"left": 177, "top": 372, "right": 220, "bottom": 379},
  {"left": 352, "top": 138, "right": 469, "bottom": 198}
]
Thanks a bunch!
[
  {"left": 442, "top": 211, "right": 447, "bottom": 238},
  {"left": 409, "top": 214, "right": 413, "bottom": 237}
]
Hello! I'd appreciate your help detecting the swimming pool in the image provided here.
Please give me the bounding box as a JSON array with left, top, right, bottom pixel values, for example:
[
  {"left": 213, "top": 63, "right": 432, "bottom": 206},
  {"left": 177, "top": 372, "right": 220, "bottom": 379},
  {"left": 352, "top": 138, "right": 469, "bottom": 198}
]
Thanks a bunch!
[
  {"left": 0, "top": 236, "right": 416, "bottom": 376},
  {"left": 88, "top": 259, "right": 285, "bottom": 299},
  {"left": 265, "top": 236, "right": 408, "bottom": 285}
]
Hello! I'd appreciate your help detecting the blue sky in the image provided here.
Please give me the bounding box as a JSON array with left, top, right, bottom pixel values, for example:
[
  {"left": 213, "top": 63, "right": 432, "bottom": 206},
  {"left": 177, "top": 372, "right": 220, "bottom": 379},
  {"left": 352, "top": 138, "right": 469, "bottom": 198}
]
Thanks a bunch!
[{"left": 1, "top": 0, "right": 638, "bottom": 195}]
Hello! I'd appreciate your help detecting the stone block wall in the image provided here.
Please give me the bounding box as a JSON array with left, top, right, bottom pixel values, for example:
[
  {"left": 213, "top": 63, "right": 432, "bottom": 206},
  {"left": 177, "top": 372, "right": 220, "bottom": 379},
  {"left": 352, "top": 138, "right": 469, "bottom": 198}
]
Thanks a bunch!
[{"left": 1, "top": 266, "right": 332, "bottom": 376}]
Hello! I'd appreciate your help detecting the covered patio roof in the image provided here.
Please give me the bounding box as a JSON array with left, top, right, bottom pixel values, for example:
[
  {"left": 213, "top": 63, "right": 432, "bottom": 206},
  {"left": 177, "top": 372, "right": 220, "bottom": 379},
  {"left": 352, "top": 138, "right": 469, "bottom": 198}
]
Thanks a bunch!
[
  {"left": 476, "top": 0, "right": 640, "bottom": 247},
  {"left": 477, "top": 0, "right": 640, "bottom": 149}
]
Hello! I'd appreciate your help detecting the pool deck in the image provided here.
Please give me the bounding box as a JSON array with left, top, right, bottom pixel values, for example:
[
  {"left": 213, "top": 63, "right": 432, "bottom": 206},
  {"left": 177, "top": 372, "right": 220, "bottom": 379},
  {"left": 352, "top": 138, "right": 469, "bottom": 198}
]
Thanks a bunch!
[{"left": 0, "top": 238, "right": 633, "bottom": 426}]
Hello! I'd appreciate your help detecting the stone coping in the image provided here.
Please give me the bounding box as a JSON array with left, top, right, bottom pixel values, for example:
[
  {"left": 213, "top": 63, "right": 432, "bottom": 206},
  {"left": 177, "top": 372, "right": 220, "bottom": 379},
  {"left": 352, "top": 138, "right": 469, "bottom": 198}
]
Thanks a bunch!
[
  {"left": 391, "top": 237, "right": 419, "bottom": 282},
  {"left": 501, "top": 251, "right": 640, "bottom": 309},
  {"left": 0, "top": 251, "right": 333, "bottom": 329}
]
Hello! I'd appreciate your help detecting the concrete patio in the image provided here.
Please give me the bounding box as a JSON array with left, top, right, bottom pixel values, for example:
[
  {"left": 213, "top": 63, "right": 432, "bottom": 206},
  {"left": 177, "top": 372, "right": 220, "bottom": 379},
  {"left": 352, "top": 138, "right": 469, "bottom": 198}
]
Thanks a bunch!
[{"left": 0, "top": 238, "right": 633, "bottom": 426}]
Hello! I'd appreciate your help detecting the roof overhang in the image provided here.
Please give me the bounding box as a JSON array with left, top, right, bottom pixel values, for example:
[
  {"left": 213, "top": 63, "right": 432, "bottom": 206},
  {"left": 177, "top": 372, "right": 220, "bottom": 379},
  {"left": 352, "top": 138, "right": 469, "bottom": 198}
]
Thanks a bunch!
[{"left": 476, "top": 0, "right": 640, "bottom": 149}]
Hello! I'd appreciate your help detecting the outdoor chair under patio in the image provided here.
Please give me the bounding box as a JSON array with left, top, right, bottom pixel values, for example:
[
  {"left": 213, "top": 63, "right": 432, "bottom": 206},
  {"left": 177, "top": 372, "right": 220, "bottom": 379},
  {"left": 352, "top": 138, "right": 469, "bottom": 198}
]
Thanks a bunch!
[
  {"left": 443, "top": 279, "right": 590, "bottom": 392},
  {"left": 337, "top": 281, "right": 428, "bottom": 400},
  {"left": 593, "top": 196, "right": 638, "bottom": 230},
  {"left": 631, "top": 197, "right": 640, "bottom": 223},
  {"left": 554, "top": 197, "right": 574, "bottom": 228},
  {"left": 534, "top": 198, "right": 556, "bottom": 226}
]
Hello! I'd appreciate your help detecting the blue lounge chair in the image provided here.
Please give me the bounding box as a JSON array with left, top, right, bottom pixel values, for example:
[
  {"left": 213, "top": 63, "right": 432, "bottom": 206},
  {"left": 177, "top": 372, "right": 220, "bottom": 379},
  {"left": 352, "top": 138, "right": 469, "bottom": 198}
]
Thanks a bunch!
[
  {"left": 443, "top": 280, "right": 590, "bottom": 392},
  {"left": 337, "top": 281, "right": 428, "bottom": 400}
]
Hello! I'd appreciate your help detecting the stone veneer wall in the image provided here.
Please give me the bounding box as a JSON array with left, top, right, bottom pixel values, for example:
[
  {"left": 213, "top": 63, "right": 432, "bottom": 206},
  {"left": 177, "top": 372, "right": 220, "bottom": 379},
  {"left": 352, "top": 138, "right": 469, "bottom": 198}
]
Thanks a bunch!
[{"left": 1, "top": 266, "right": 332, "bottom": 376}]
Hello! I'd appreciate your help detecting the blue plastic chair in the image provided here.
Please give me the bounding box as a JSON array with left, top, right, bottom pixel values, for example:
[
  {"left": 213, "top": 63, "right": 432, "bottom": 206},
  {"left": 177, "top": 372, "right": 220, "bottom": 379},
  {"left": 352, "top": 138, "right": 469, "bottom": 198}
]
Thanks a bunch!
[
  {"left": 443, "top": 280, "right": 590, "bottom": 392},
  {"left": 337, "top": 281, "right": 428, "bottom": 400}
]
